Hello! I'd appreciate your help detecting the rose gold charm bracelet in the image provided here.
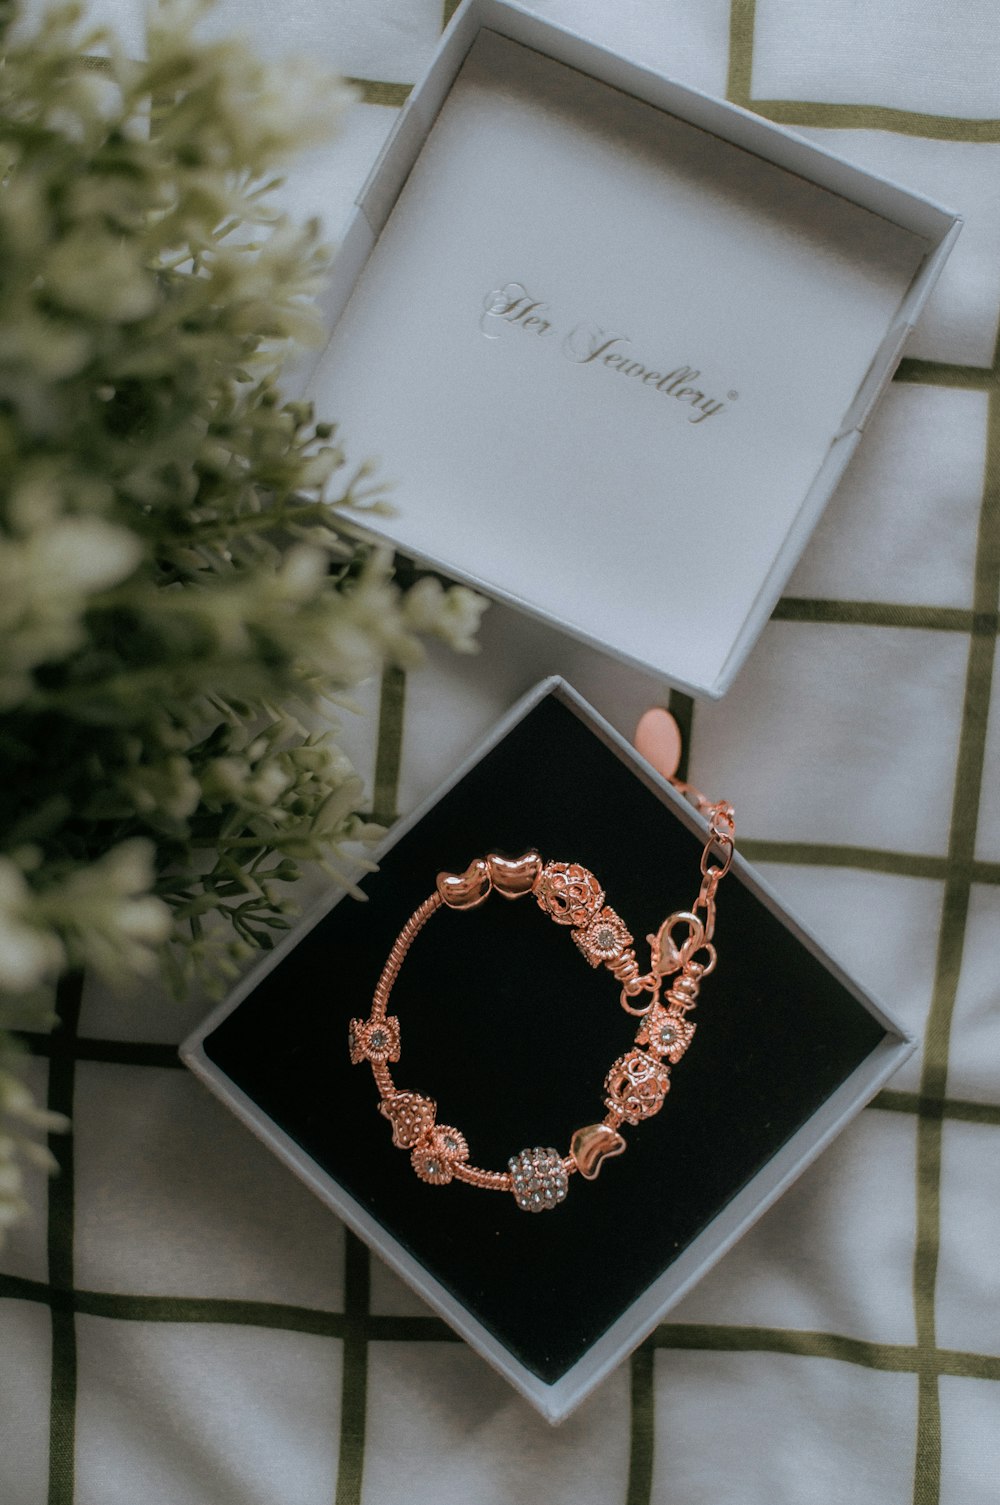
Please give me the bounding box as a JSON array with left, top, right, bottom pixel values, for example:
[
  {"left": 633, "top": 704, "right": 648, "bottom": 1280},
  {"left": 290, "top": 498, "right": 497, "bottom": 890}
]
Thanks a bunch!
[{"left": 349, "top": 794, "right": 735, "bottom": 1212}]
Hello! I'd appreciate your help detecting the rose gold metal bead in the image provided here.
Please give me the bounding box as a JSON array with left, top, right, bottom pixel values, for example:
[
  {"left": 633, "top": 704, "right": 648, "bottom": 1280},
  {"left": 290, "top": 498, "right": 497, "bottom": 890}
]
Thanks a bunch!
[
  {"left": 411, "top": 1125, "right": 469, "bottom": 1185},
  {"left": 486, "top": 850, "right": 542, "bottom": 899},
  {"left": 533, "top": 862, "right": 605, "bottom": 927},
  {"left": 604, "top": 1049, "right": 671, "bottom": 1125},
  {"left": 569, "top": 1122, "right": 626, "bottom": 1180},
  {"left": 668, "top": 973, "right": 700, "bottom": 1006},
  {"left": 379, "top": 1091, "right": 436, "bottom": 1148},
  {"left": 573, "top": 906, "right": 633, "bottom": 967},
  {"left": 347, "top": 1017, "right": 365, "bottom": 1065},
  {"left": 637, "top": 1003, "right": 696, "bottom": 1064},
  {"left": 436, "top": 859, "right": 491, "bottom": 910},
  {"left": 348, "top": 1015, "right": 401, "bottom": 1065}
]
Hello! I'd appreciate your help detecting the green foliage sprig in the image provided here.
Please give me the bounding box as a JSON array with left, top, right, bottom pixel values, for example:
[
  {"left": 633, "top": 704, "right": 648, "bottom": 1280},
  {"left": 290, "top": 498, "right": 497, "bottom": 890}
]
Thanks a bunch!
[{"left": 0, "top": 0, "right": 485, "bottom": 1241}]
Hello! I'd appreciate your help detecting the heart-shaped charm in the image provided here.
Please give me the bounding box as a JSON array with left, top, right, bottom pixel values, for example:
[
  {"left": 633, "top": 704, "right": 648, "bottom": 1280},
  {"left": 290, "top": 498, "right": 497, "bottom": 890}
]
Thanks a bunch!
[
  {"left": 569, "top": 1122, "right": 627, "bottom": 1180},
  {"left": 435, "top": 858, "right": 491, "bottom": 909},
  {"left": 379, "top": 1091, "right": 436, "bottom": 1149},
  {"left": 486, "top": 850, "right": 542, "bottom": 899}
]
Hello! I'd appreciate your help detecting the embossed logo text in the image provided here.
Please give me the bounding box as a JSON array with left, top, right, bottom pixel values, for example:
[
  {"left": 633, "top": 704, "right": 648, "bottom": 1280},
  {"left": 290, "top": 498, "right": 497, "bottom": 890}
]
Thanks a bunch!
[{"left": 480, "top": 281, "right": 730, "bottom": 426}]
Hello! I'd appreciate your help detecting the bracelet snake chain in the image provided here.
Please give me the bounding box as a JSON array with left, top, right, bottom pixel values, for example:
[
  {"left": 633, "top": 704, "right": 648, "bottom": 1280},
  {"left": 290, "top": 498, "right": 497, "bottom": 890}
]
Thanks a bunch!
[{"left": 349, "top": 798, "right": 735, "bottom": 1212}]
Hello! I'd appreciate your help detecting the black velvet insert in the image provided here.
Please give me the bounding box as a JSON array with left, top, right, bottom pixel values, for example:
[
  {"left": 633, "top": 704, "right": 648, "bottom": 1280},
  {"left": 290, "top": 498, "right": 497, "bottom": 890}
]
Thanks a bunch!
[{"left": 203, "top": 692, "right": 886, "bottom": 1384}]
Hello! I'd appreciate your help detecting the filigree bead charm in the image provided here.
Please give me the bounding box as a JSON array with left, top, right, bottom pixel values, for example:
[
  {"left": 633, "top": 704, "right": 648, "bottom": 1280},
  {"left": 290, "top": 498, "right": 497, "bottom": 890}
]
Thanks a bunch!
[
  {"left": 605, "top": 1049, "right": 671, "bottom": 1125},
  {"left": 379, "top": 1091, "right": 436, "bottom": 1148},
  {"left": 637, "top": 1003, "right": 695, "bottom": 1064},
  {"left": 508, "top": 1146, "right": 569, "bottom": 1212},
  {"left": 533, "top": 862, "right": 604, "bottom": 927}
]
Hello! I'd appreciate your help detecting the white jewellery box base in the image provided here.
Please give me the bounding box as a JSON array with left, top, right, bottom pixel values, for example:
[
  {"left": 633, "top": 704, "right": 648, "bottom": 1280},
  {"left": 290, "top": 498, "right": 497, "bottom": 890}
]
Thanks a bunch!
[{"left": 181, "top": 677, "right": 916, "bottom": 1422}]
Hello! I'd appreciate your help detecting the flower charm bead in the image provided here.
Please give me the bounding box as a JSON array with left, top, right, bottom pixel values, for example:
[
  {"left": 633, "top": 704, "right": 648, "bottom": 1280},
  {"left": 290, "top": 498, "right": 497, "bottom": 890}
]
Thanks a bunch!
[
  {"left": 348, "top": 1015, "right": 401, "bottom": 1065},
  {"left": 379, "top": 1091, "right": 436, "bottom": 1149},
  {"left": 573, "top": 906, "right": 633, "bottom": 967},
  {"left": 534, "top": 862, "right": 605, "bottom": 927},
  {"left": 411, "top": 1125, "right": 469, "bottom": 1185},
  {"left": 508, "top": 1146, "right": 569, "bottom": 1211},
  {"left": 605, "top": 1049, "right": 671, "bottom": 1125},
  {"left": 637, "top": 1003, "right": 696, "bottom": 1064}
]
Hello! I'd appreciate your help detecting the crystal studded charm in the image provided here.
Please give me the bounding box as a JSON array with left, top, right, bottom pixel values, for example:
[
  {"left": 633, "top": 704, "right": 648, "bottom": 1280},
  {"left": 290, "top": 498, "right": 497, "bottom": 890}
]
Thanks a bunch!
[
  {"left": 508, "top": 1146, "right": 569, "bottom": 1212},
  {"left": 379, "top": 1091, "right": 436, "bottom": 1149},
  {"left": 411, "top": 1125, "right": 469, "bottom": 1185},
  {"left": 604, "top": 1049, "right": 671, "bottom": 1125}
]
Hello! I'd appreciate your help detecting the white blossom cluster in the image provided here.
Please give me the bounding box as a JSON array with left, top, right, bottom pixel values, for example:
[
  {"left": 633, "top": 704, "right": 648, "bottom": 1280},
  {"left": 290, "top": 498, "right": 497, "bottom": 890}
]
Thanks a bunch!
[{"left": 0, "top": 0, "right": 485, "bottom": 1244}]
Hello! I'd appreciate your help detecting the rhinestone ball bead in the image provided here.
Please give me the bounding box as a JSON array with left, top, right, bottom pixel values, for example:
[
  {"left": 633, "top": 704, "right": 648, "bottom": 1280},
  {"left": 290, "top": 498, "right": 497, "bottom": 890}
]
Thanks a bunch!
[{"left": 507, "top": 1146, "right": 569, "bottom": 1212}]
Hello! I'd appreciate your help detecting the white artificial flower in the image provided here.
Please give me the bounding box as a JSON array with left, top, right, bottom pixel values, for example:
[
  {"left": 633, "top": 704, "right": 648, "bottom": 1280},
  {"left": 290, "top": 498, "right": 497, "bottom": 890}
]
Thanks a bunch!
[
  {"left": 44, "top": 231, "right": 158, "bottom": 323},
  {"left": 0, "top": 858, "right": 66, "bottom": 992},
  {"left": 246, "top": 761, "right": 293, "bottom": 807},
  {"left": 43, "top": 840, "right": 171, "bottom": 980},
  {"left": 402, "top": 578, "right": 487, "bottom": 652},
  {"left": 32, "top": 517, "right": 143, "bottom": 595},
  {"left": 278, "top": 544, "right": 327, "bottom": 602},
  {"left": 123, "top": 755, "right": 202, "bottom": 821}
]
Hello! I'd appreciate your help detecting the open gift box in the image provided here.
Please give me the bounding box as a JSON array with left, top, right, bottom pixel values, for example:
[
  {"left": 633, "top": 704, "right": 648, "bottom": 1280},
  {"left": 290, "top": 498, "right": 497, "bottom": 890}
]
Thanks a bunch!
[
  {"left": 305, "top": 0, "right": 960, "bottom": 697},
  {"left": 181, "top": 679, "right": 914, "bottom": 1421}
]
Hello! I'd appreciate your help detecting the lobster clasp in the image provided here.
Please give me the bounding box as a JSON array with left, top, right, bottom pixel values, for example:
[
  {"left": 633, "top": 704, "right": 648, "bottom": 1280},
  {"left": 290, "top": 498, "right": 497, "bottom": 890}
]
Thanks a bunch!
[{"left": 649, "top": 911, "right": 705, "bottom": 978}]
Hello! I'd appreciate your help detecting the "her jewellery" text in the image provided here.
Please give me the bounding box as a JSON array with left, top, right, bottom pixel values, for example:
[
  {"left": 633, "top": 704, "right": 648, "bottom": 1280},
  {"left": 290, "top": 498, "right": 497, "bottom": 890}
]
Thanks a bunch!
[{"left": 480, "top": 282, "right": 730, "bottom": 426}]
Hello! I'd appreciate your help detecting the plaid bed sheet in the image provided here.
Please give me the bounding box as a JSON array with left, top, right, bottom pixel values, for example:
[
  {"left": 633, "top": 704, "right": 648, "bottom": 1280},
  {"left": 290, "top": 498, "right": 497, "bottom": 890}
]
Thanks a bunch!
[{"left": 2, "top": 1, "right": 998, "bottom": 1501}]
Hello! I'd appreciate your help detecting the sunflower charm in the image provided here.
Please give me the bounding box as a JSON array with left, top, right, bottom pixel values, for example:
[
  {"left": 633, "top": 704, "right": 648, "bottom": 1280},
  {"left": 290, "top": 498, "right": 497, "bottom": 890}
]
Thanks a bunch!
[
  {"left": 411, "top": 1126, "right": 469, "bottom": 1185},
  {"left": 348, "top": 1015, "right": 400, "bottom": 1065},
  {"left": 572, "top": 906, "right": 633, "bottom": 967},
  {"left": 636, "top": 1003, "right": 696, "bottom": 1064}
]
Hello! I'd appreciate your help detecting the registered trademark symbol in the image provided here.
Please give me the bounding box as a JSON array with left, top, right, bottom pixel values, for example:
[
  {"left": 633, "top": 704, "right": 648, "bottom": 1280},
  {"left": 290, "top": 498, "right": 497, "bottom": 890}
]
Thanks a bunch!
[{"left": 728, "top": 390, "right": 739, "bottom": 401}]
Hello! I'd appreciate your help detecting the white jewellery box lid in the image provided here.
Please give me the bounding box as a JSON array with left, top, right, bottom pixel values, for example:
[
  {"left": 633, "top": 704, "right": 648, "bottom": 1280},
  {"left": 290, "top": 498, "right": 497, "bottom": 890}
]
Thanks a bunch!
[{"left": 306, "top": 0, "right": 960, "bottom": 698}]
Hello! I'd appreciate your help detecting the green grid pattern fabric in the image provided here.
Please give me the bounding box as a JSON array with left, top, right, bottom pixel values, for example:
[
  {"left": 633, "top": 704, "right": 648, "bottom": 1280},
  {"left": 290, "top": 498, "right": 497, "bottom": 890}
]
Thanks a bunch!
[{"left": 2, "top": 1, "right": 999, "bottom": 1500}]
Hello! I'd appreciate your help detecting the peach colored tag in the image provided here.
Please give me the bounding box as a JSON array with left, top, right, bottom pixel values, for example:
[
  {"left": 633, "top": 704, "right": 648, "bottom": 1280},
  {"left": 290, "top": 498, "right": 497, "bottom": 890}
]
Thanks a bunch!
[{"left": 634, "top": 707, "right": 682, "bottom": 781}]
